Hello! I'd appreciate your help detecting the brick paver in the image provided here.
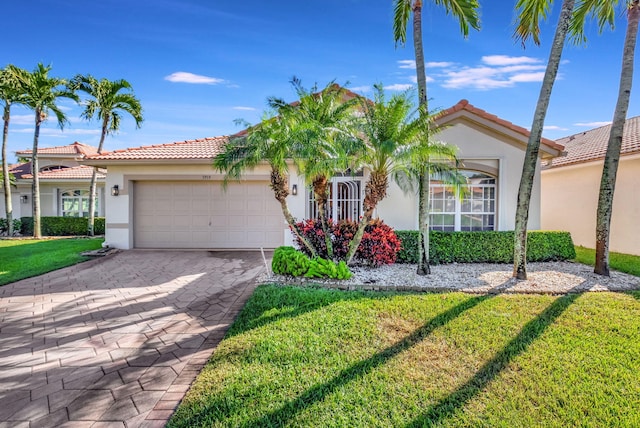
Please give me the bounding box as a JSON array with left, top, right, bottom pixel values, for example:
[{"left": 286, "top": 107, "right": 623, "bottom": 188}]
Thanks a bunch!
[{"left": 0, "top": 250, "right": 266, "bottom": 427}]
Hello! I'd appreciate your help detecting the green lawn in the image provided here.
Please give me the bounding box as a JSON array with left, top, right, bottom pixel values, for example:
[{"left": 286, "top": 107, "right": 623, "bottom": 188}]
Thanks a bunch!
[
  {"left": 0, "top": 238, "right": 104, "bottom": 286},
  {"left": 169, "top": 284, "right": 640, "bottom": 427},
  {"left": 574, "top": 246, "right": 640, "bottom": 277}
]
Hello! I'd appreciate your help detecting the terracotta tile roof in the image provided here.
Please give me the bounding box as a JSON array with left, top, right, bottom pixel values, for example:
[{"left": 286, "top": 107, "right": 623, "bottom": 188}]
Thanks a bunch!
[
  {"left": 16, "top": 141, "right": 99, "bottom": 157},
  {"left": 10, "top": 163, "right": 105, "bottom": 180},
  {"left": 437, "top": 99, "right": 565, "bottom": 153},
  {"left": 547, "top": 116, "right": 640, "bottom": 168},
  {"left": 87, "top": 137, "right": 229, "bottom": 161}
]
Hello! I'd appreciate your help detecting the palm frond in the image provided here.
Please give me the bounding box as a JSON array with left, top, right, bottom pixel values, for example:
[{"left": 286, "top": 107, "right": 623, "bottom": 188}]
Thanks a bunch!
[
  {"left": 513, "top": 0, "right": 552, "bottom": 46},
  {"left": 435, "top": 0, "right": 482, "bottom": 37}
]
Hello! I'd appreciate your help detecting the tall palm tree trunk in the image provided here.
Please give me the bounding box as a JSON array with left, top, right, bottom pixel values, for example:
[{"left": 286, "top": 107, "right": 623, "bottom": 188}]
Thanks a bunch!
[
  {"left": 595, "top": 0, "right": 639, "bottom": 276},
  {"left": 412, "top": 0, "right": 432, "bottom": 275},
  {"left": 32, "top": 111, "right": 43, "bottom": 239},
  {"left": 88, "top": 117, "right": 108, "bottom": 236},
  {"left": 513, "top": 0, "right": 574, "bottom": 280},
  {"left": 2, "top": 104, "right": 13, "bottom": 236}
]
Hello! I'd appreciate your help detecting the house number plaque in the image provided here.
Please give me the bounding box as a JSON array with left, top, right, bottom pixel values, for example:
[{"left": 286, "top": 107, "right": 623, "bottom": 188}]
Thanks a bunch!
[{"left": 202, "top": 175, "right": 212, "bottom": 180}]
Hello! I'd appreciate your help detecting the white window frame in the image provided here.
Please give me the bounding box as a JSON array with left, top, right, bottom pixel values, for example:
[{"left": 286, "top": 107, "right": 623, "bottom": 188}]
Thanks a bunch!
[
  {"left": 60, "top": 189, "right": 98, "bottom": 218},
  {"left": 429, "top": 171, "right": 496, "bottom": 232}
]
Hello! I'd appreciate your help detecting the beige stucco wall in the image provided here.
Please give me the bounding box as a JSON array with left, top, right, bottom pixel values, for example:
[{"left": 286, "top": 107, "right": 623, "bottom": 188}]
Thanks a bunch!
[
  {"left": 1, "top": 183, "right": 105, "bottom": 220},
  {"left": 542, "top": 155, "right": 640, "bottom": 256},
  {"left": 377, "top": 121, "right": 542, "bottom": 231}
]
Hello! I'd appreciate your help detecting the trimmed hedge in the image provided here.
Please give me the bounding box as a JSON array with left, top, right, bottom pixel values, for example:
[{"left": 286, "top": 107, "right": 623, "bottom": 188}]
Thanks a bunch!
[
  {"left": 395, "top": 230, "right": 576, "bottom": 264},
  {"left": 20, "top": 217, "right": 105, "bottom": 236}
]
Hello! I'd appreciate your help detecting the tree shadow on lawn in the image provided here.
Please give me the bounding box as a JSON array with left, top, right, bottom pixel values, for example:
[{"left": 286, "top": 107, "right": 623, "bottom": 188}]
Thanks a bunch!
[
  {"left": 404, "top": 291, "right": 581, "bottom": 427},
  {"left": 225, "top": 283, "right": 401, "bottom": 339},
  {"left": 173, "top": 293, "right": 491, "bottom": 428}
]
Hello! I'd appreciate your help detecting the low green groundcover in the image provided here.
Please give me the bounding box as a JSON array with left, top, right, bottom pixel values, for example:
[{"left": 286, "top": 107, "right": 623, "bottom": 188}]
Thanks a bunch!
[{"left": 168, "top": 285, "right": 640, "bottom": 427}]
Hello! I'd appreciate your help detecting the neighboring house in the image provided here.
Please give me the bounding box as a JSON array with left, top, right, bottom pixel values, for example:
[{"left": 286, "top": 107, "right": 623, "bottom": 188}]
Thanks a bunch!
[
  {"left": 0, "top": 142, "right": 106, "bottom": 219},
  {"left": 542, "top": 117, "right": 640, "bottom": 256},
  {"left": 84, "top": 100, "right": 564, "bottom": 250}
]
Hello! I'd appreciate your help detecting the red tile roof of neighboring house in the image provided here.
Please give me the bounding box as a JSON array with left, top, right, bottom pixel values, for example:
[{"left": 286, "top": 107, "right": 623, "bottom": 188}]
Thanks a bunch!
[
  {"left": 546, "top": 116, "right": 640, "bottom": 168},
  {"left": 437, "top": 99, "right": 565, "bottom": 153},
  {"left": 10, "top": 163, "right": 105, "bottom": 180},
  {"left": 86, "top": 137, "right": 229, "bottom": 161},
  {"left": 16, "top": 142, "right": 99, "bottom": 157}
]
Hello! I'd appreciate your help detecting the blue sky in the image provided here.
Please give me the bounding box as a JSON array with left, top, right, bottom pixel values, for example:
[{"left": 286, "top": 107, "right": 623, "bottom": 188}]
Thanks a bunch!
[{"left": 3, "top": 0, "right": 637, "bottom": 162}]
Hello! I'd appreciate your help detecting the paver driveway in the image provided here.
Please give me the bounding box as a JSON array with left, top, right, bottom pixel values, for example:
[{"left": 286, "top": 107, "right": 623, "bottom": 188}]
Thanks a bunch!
[{"left": 0, "top": 250, "right": 266, "bottom": 427}]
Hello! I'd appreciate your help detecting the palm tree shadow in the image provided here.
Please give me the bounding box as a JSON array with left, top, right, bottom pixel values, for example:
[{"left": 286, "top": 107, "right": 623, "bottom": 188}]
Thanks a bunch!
[
  {"left": 224, "top": 284, "right": 389, "bottom": 338},
  {"left": 238, "top": 294, "right": 491, "bottom": 428},
  {"left": 404, "top": 291, "right": 581, "bottom": 428}
]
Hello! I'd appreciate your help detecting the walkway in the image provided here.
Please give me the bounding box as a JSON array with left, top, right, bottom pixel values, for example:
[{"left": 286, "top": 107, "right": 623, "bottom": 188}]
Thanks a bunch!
[{"left": 0, "top": 250, "right": 265, "bottom": 427}]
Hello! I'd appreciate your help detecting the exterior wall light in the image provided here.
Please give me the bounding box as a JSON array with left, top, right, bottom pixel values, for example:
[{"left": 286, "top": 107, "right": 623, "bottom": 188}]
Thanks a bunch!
[
  {"left": 291, "top": 184, "right": 298, "bottom": 196},
  {"left": 111, "top": 185, "right": 120, "bottom": 196},
  {"left": 20, "top": 195, "right": 28, "bottom": 204}
]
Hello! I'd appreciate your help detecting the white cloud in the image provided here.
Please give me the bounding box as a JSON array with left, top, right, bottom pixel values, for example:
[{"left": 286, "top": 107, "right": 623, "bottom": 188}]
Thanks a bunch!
[
  {"left": 574, "top": 121, "right": 612, "bottom": 127},
  {"left": 10, "top": 114, "right": 34, "bottom": 125},
  {"left": 165, "top": 72, "right": 225, "bottom": 85},
  {"left": 426, "top": 61, "right": 455, "bottom": 68},
  {"left": 349, "top": 85, "right": 372, "bottom": 93},
  {"left": 397, "top": 60, "right": 416, "bottom": 69},
  {"left": 509, "top": 72, "right": 545, "bottom": 83},
  {"left": 482, "top": 55, "right": 542, "bottom": 66},
  {"left": 232, "top": 106, "right": 256, "bottom": 111},
  {"left": 384, "top": 83, "right": 414, "bottom": 91},
  {"left": 544, "top": 125, "right": 569, "bottom": 131}
]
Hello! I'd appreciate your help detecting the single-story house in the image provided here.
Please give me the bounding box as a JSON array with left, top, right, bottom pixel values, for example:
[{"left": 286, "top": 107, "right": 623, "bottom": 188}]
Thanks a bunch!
[
  {"left": 84, "top": 99, "right": 564, "bottom": 250},
  {"left": 0, "top": 142, "right": 106, "bottom": 219},
  {"left": 541, "top": 116, "right": 640, "bottom": 256}
]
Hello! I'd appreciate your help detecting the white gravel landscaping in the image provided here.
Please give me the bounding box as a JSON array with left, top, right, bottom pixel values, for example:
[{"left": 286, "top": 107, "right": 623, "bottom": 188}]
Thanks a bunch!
[{"left": 263, "top": 261, "right": 640, "bottom": 294}]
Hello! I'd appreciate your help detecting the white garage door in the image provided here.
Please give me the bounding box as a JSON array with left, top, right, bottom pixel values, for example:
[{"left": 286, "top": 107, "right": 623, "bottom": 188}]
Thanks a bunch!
[{"left": 134, "top": 181, "right": 284, "bottom": 249}]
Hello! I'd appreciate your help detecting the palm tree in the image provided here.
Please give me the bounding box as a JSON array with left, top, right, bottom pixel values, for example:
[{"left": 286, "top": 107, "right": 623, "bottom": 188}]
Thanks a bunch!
[
  {"left": 345, "top": 84, "right": 461, "bottom": 264},
  {"left": 590, "top": 0, "right": 640, "bottom": 275},
  {"left": 0, "top": 65, "right": 27, "bottom": 236},
  {"left": 70, "top": 75, "right": 143, "bottom": 235},
  {"left": 512, "top": 0, "right": 619, "bottom": 279},
  {"left": 276, "top": 78, "right": 360, "bottom": 258},
  {"left": 393, "top": 0, "right": 480, "bottom": 274},
  {"left": 512, "top": 0, "right": 577, "bottom": 280},
  {"left": 213, "top": 113, "right": 317, "bottom": 256},
  {"left": 20, "top": 63, "right": 77, "bottom": 238}
]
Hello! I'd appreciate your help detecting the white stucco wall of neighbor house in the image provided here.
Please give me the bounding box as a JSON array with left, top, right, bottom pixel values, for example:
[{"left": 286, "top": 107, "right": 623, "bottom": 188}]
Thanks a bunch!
[
  {"left": 376, "top": 121, "right": 542, "bottom": 231},
  {"left": 103, "top": 162, "right": 298, "bottom": 250},
  {"left": 542, "top": 155, "right": 640, "bottom": 256}
]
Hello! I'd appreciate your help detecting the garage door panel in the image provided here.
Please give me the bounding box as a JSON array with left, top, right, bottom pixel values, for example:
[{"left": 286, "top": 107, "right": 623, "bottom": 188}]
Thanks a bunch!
[{"left": 134, "top": 181, "right": 283, "bottom": 249}]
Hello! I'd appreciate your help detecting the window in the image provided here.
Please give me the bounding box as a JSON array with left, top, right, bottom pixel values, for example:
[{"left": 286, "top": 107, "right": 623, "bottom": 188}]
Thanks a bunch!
[
  {"left": 61, "top": 190, "right": 98, "bottom": 217},
  {"left": 40, "top": 165, "right": 69, "bottom": 172},
  {"left": 307, "top": 177, "right": 362, "bottom": 221},
  {"left": 429, "top": 171, "right": 496, "bottom": 231}
]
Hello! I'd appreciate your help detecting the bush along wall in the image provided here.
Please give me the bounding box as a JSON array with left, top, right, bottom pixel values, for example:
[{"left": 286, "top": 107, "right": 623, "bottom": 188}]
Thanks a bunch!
[
  {"left": 20, "top": 217, "right": 105, "bottom": 236},
  {"left": 395, "top": 230, "right": 575, "bottom": 264}
]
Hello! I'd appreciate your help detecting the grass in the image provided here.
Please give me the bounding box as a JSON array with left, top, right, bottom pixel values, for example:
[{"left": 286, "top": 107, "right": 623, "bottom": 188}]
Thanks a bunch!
[
  {"left": 169, "top": 284, "right": 640, "bottom": 427},
  {"left": 0, "top": 237, "right": 104, "bottom": 285},
  {"left": 574, "top": 246, "right": 640, "bottom": 277}
]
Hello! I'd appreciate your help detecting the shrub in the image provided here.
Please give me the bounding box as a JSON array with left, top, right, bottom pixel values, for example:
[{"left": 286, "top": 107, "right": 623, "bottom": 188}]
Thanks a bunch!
[
  {"left": 20, "top": 217, "right": 105, "bottom": 236},
  {"left": 272, "top": 246, "right": 310, "bottom": 276},
  {"left": 293, "top": 218, "right": 401, "bottom": 266},
  {"left": 0, "top": 218, "right": 22, "bottom": 236},
  {"left": 395, "top": 230, "right": 575, "bottom": 264},
  {"left": 271, "top": 246, "right": 352, "bottom": 280}
]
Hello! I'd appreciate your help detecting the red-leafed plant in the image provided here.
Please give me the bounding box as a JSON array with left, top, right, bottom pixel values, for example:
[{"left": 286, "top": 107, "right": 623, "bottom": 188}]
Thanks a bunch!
[{"left": 293, "top": 218, "right": 400, "bottom": 267}]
